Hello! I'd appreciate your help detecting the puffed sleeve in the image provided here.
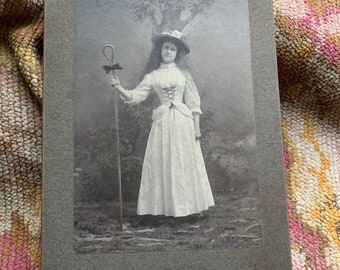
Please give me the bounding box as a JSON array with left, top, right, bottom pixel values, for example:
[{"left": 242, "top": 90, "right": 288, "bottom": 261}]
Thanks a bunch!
[
  {"left": 120, "top": 73, "right": 153, "bottom": 105},
  {"left": 183, "top": 70, "right": 202, "bottom": 114}
]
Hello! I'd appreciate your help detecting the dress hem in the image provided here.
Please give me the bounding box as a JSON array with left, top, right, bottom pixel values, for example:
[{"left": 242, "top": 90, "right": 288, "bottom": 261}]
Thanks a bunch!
[{"left": 136, "top": 204, "right": 215, "bottom": 217}]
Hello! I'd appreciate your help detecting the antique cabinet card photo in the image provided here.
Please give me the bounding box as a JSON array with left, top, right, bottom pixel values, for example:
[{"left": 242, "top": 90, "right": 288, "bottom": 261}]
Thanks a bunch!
[{"left": 42, "top": 0, "right": 292, "bottom": 269}]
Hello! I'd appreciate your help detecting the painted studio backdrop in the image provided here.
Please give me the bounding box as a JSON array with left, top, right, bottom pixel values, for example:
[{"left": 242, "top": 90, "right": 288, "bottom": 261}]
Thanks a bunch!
[{"left": 74, "top": 0, "right": 261, "bottom": 253}]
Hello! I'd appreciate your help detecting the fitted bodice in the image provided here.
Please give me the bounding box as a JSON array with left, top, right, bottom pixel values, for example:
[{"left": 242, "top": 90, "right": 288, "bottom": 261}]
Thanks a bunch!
[
  {"left": 123, "top": 62, "right": 202, "bottom": 115},
  {"left": 150, "top": 63, "right": 187, "bottom": 105}
]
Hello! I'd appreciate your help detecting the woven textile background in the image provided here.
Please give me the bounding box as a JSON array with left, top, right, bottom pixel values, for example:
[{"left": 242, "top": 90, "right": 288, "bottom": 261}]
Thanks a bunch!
[
  {"left": 0, "top": 0, "right": 338, "bottom": 269},
  {"left": 275, "top": 0, "right": 340, "bottom": 268}
]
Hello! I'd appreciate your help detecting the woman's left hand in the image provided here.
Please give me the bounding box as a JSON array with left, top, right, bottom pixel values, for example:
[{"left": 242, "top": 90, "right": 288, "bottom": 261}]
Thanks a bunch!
[
  {"left": 195, "top": 127, "right": 201, "bottom": 140},
  {"left": 192, "top": 113, "right": 201, "bottom": 140}
]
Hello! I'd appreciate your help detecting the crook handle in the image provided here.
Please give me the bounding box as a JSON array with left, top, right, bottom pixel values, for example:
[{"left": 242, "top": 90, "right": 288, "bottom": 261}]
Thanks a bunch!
[{"left": 102, "top": 44, "right": 116, "bottom": 65}]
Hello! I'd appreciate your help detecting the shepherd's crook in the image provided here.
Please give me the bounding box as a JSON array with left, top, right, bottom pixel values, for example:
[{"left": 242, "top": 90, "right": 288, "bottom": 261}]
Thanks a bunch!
[{"left": 102, "top": 44, "right": 123, "bottom": 231}]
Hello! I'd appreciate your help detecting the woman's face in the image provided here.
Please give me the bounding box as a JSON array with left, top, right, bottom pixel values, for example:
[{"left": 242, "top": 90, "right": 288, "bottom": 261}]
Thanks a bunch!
[{"left": 161, "top": 42, "right": 177, "bottom": 64}]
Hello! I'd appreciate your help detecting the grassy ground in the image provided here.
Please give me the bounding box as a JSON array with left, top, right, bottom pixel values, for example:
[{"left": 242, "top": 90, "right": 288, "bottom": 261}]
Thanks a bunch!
[{"left": 74, "top": 193, "right": 261, "bottom": 254}]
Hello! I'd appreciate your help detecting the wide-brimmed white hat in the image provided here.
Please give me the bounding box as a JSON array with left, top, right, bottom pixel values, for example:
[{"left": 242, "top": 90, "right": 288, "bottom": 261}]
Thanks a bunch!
[{"left": 151, "top": 30, "right": 190, "bottom": 54}]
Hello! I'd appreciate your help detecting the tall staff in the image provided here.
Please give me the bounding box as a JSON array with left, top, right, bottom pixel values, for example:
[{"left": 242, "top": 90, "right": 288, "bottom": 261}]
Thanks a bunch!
[{"left": 102, "top": 44, "right": 123, "bottom": 231}]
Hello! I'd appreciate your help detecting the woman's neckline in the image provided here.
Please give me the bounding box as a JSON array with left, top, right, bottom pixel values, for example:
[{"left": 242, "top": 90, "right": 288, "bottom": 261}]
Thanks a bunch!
[{"left": 160, "top": 62, "right": 176, "bottom": 69}]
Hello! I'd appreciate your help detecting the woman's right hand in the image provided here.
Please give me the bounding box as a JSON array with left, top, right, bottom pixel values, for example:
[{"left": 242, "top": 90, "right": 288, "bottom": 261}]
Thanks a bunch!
[
  {"left": 109, "top": 75, "right": 132, "bottom": 101},
  {"left": 110, "top": 75, "right": 121, "bottom": 87}
]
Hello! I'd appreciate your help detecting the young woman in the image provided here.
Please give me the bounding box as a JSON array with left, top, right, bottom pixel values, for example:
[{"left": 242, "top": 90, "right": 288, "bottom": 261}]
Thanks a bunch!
[{"left": 111, "top": 30, "right": 214, "bottom": 218}]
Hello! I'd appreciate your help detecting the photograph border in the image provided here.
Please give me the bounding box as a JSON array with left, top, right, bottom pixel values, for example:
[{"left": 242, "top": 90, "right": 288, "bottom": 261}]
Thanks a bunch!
[{"left": 42, "top": 0, "right": 292, "bottom": 269}]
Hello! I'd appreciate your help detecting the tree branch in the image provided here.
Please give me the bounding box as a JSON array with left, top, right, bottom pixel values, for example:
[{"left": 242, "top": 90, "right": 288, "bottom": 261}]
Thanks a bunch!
[
  {"left": 150, "top": 12, "right": 160, "bottom": 28},
  {"left": 156, "top": 0, "right": 165, "bottom": 14},
  {"left": 96, "top": 0, "right": 120, "bottom": 8},
  {"left": 182, "top": 11, "right": 198, "bottom": 27}
]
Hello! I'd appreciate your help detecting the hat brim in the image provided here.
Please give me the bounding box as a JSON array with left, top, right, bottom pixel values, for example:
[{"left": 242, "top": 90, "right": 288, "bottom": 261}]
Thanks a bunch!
[{"left": 151, "top": 34, "right": 190, "bottom": 54}]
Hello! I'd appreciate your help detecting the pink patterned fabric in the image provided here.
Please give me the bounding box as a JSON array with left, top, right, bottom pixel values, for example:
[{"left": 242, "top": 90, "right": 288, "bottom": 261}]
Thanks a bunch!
[
  {"left": 275, "top": 0, "right": 340, "bottom": 269},
  {"left": 0, "top": 0, "right": 43, "bottom": 269}
]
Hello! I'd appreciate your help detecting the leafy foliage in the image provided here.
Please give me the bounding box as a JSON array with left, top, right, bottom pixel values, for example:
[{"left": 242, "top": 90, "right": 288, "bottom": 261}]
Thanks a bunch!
[
  {"left": 74, "top": 121, "right": 117, "bottom": 202},
  {"left": 96, "top": 0, "right": 215, "bottom": 32},
  {"left": 131, "top": 0, "right": 215, "bottom": 32}
]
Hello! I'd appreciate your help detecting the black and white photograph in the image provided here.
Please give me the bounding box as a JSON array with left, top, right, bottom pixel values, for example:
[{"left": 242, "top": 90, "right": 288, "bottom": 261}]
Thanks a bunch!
[{"left": 73, "top": 0, "right": 261, "bottom": 254}]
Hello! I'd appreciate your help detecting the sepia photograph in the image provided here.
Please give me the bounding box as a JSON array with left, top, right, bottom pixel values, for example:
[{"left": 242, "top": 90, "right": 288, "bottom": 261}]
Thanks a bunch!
[{"left": 73, "top": 0, "right": 261, "bottom": 254}]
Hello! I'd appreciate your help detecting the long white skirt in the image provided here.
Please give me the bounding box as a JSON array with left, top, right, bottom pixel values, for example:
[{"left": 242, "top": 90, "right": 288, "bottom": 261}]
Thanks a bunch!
[{"left": 137, "top": 103, "right": 215, "bottom": 217}]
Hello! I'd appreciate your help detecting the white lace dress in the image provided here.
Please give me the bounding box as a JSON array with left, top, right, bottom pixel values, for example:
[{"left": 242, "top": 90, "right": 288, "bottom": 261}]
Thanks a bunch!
[{"left": 122, "top": 62, "right": 215, "bottom": 217}]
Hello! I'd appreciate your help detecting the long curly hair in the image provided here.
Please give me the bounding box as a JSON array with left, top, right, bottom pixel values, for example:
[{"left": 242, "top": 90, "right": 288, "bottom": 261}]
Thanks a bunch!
[{"left": 142, "top": 37, "right": 190, "bottom": 76}]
